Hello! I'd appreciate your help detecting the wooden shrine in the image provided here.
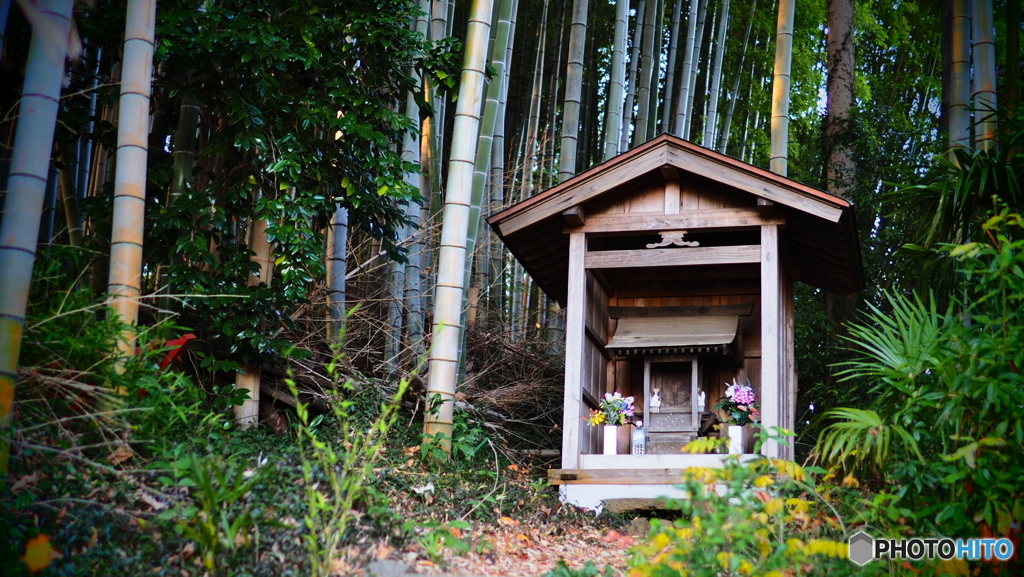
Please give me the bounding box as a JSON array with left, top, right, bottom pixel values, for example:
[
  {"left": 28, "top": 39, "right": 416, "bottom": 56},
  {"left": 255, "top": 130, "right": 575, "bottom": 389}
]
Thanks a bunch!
[{"left": 487, "top": 134, "right": 863, "bottom": 511}]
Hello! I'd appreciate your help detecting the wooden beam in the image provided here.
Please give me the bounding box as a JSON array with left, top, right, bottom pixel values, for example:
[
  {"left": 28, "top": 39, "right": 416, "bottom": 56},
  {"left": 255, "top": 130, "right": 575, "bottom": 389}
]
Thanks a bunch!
[
  {"left": 563, "top": 205, "right": 586, "bottom": 227},
  {"left": 548, "top": 468, "right": 693, "bottom": 485},
  {"left": 561, "top": 232, "right": 587, "bottom": 470},
  {"left": 661, "top": 166, "right": 680, "bottom": 215},
  {"left": 585, "top": 245, "right": 760, "bottom": 269},
  {"left": 569, "top": 209, "right": 784, "bottom": 235},
  {"left": 608, "top": 303, "right": 754, "bottom": 318}
]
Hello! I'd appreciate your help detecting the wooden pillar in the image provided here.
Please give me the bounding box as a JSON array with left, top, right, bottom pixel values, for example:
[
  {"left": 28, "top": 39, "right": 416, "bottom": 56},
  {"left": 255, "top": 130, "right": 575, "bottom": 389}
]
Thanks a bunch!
[
  {"left": 760, "top": 223, "right": 783, "bottom": 458},
  {"left": 784, "top": 269, "right": 795, "bottom": 459},
  {"left": 561, "top": 232, "right": 587, "bottom": 470}
]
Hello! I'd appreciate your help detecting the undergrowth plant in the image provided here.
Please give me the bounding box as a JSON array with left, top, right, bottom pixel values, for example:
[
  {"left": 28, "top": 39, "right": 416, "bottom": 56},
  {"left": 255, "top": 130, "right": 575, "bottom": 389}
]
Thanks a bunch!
[
  {"left": 816, "top": 210, "right": 1024, "bottom": 547},
  {"left": 628, "top": 430, "right": 932, "bottom": 577},
  {"left": 288, "top": 349, "right": 411, "bottom": 577}
]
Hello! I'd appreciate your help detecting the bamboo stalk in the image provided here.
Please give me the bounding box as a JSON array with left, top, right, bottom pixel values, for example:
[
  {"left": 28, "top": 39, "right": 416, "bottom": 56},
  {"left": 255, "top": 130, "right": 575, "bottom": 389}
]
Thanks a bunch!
[
  {"left": 948, "top": 0, "right": 971, "bottom": 153},
  {"left": 558, "top": 0, "right": 589, "bottom": 182},
  {"left": 603, "top": 0, "right": 630, "bottom": 160},
  {"left": 703, "top": 0, "right": 730, "bottom": 147},
  {"left": 717, "top": 0, "right": 757, "bottom": 152},
  {"left": 327, "top": 205, "right": 349, "bottom": 342},
  {"left": 621, "top": 0, "right": 646, "bottom": 151},
  {"left": 769, "top": 0, "right": 795, "bottom": 176},
  {"left": 660, "top": 0, "right": 683, "bottom": 133},
  {"left": 674, "top": 0, "right": 699, "bottom": 136},
  {"left": 424, "top": 0, "right": 494, "bottom": 451},
  {"left": 107, "top": 0, "right": 157, "bottom": 360},
  {"left": 234, "top": 218, "right": 273, "bottom": 427},
  {"left": 634, "top": 0, "right": 657, "bottom": 143},
  {"left": 0, "top": 0, "right": 74, "bottom": 474},
  {"left": 971, "top": 0, "right": 996, "bottom": 151}
]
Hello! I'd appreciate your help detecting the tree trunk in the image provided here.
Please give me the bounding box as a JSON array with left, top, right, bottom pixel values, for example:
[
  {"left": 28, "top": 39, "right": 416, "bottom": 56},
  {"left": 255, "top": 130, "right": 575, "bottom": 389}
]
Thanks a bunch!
[
  {"left": 107, "top": 0, "right": 157, "bottom": 360},
  {"left": 825, "top": 0, "right": 854, "bottom": 197},
  {"left": 769, "top": 0, "right": 795, "bottom": 176},
  {"left": 621, "top": 0, "right": 647, "bottom": 151},
  {"left": 703, "top": 0, "right": 730, "bottom": 147},
  {"left": 558, "top": 0, "right": 589, "bottom": 182},
  {"left": 948, "top": 0, "right": 971, "bottom": 153},
  {"left": 971, "top": 0, "right": 996, "bottom": 151},
  {"left": 717, "top": 0, "right": 756, "bottom": 153},
  {"left": 235, "top": 218, "right": 273, "bottom": 428},
  {"left": 424, "top": 0, "right": 494, "bottom": 452}
]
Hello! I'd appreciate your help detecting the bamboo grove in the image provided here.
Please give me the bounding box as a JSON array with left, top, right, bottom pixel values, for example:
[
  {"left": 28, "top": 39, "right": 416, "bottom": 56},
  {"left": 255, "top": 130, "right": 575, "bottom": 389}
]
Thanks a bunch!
[{"left": 0, "top": 0, "right": 1019, "bottom": 461}]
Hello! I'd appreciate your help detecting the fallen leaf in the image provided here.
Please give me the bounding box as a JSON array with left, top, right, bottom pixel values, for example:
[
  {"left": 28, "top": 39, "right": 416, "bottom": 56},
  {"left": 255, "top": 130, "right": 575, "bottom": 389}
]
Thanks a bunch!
[
  {"left": 498, "top": 517, "right": 519, "bottom": 526},
  {"left": 11, "top": 473, "right": 39, "bottom": 493},
  {"left": 375, "top": 544, "right": 393, "bottom": 559},
  {"left": 412, "top": 482, "right": 434, "bottom": 495},
  {"left": 22, "top": 534, "right": 52, "bottom": 573},
  {"left": 137, "top": 491, "right": 167, "bottom": 511},
  {"left": 403, "top": 445, "right": 420, "bottom": 455},
  {"left": 108, "top": 445, "right": 133, "bottom": 466},
  {"left": 181, "top": 541, "right": 195, "bottom": 558}
]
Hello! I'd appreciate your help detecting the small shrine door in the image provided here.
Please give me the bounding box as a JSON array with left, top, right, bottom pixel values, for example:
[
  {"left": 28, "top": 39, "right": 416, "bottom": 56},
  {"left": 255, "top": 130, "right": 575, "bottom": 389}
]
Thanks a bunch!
[{"left": 643, "top": 355, "right": 702, "bottom": 454}]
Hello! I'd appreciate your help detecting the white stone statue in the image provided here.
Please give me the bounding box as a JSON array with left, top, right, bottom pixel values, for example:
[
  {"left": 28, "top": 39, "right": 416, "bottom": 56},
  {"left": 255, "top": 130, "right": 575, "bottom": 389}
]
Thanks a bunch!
[
  {"left": 650, "top": 388, "right": 661, "bottom": 413},
  {"left": 697, "top": 390, "right": 706, "bottom": 411}
]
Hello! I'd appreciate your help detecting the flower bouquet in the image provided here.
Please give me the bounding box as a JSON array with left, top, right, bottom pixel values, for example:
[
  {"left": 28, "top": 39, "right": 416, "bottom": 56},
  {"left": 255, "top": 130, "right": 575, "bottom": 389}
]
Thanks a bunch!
[
  {"left": 587, "top": 392, "right": 635, "bottom": 426},
  {"left": 714, "top": 378, "right": 759, "bottom": 426}
]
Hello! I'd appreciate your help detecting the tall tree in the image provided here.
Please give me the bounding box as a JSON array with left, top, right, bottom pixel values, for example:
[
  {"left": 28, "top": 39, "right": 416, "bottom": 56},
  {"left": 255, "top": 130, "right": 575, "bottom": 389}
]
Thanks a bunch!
[
  {"left": 0, "top": 0, "right": 74, "bottom": 474},
  {"left": 424, "top": 0, "right": 494, "bottom": 452},
  {"left": 825, "top": 0, "right": 854, "bottom": 198}
]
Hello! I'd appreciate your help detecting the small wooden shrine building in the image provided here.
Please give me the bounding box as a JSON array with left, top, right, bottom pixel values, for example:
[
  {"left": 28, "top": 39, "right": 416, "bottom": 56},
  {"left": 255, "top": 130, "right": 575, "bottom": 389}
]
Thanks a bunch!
[{"left": 487, "top": 134, "right": 863, "bottom": 511}]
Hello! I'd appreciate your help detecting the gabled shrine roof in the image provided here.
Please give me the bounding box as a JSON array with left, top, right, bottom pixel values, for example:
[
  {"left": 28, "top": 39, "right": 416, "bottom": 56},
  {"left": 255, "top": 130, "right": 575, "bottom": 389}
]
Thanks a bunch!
[{"left": 487, "top": 134, "right": 864, "bottom": 305}]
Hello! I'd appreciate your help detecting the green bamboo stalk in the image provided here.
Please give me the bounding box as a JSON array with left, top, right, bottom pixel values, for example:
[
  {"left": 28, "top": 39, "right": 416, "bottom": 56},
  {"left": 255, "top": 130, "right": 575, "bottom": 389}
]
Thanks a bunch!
[
  {"left": 717, "top": 0, "right": 757, "bottom": 152},
  {"left": 464, "top": 0, "right": 516, "bottom": 323},
  {"left": 558, "top": 0, "right": 590, "bottom": 182},
  {"left": 703, "top": 0, "right": 729, "bottom": 146},
  {"left": 659, "top": 0, "right": 683, "bottom": 133},
  {"left": 603, "top": 0, "right": 630, "bottom": 159},
  {"left": 621, "top": 0, "right": 646, "bottom": 151},
  {"left": 634, "top": 0, "right": 657, "bottom": 143},
  {"left": 675, "top": 0, "right": 705, "bottom": 137}
]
